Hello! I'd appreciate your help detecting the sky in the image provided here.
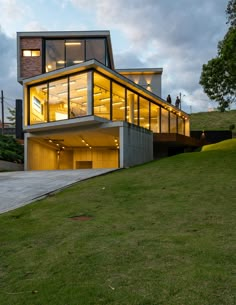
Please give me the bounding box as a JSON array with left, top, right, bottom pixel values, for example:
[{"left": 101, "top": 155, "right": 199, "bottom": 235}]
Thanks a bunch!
[{"left": 0, "top": 0, "right": 230, "bottom": 118}]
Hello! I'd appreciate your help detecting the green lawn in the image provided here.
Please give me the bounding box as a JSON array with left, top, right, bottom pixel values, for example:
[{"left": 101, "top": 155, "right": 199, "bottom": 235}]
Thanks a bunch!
[
  {"left": 202, "top": 138, "right": 236, "bottom": 152},
  {"left": 0, "top": 150, "right": 235, "bottom": 305},
  {"left": 190, "top": 110, "right": 236, "bottom": 131}
]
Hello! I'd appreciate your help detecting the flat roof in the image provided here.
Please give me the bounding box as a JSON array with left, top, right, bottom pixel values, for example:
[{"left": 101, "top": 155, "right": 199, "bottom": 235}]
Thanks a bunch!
[{"left": 117, "top": 68, "right": 163, "bottom": 75}]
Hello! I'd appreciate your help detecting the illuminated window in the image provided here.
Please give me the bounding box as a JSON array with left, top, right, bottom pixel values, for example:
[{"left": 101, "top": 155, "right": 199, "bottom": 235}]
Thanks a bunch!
[
  {"left": 93, "top": 72, "right": 111, "bottom": 120},
  {"left": 170, "top": 112, "right": 177, "bottom": 133},
  {"left": 23, "top": 49, "right": 40, "bottom": 57},
  {"left": 150, "top": 103, "right": 160, "bottom": 133},
  {"left": 161, "top": 108, "right": 169, "bottom": 133},
  {"left": 139, "top": 97, "right": 150, "bottom": 129}
]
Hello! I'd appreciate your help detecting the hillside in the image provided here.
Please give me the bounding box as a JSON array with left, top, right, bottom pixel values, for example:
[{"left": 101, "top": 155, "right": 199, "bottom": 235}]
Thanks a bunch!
[
  {"left": 0, "top": 149, "right": 235, "bottom": 305},
  {"left": 190, "top": 109, "right": 236, "bottom": 131}
]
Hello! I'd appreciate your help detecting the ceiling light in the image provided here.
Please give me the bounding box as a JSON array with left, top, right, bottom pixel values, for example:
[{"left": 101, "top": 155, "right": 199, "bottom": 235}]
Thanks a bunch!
[
  {"left": 77, "top": 87, "right": 87, "bottom": 92},
  {"left": 58, "top": 91, "right": 67, "bottom": 96},
  {"left": 65, "top": 42, "right": 81, "bottom": 46},
  {"left": 57, "top": 60, "right": 65, "bottom": 64},
  {"left": 73, "top": 60, "right": 83, "bottom": 64},
  {"left": 70, "top": 96, "right": 83, "bottom": 101},
  {"left": 100, "top": 97, "right": 110, "bottom": 102}
]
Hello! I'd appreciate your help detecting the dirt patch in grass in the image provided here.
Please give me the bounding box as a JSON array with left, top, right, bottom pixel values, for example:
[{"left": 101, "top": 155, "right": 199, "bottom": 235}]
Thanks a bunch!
[{"left": 69, "top": 215, "right": 93, "bottom": 221}]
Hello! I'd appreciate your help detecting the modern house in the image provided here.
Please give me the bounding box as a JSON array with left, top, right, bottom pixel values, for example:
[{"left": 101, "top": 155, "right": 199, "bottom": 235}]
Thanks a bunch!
[{"left": 17, "top": 31, "right": 192, "bottom": 171}]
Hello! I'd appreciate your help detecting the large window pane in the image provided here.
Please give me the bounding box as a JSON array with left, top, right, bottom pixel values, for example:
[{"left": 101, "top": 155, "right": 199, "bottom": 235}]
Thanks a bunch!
[
  {"left": 29, "top": 83, "right": 48, "bottom": 125},
  {"left": 127, "top": 90, "right": 138, "bottom": 125},
  {"left": 66, "top": 40, "right": 85, "bottom": 67},
  {"left": 170, "top": 112, "right": 177, "bottom": 133},
  {"left": 93, "top": 72, "right": 110, "bottom": 120},
  {"left": 150, "top": 103, "right": 160, "bottom": 132},
  {"left": 161, "top": 108, "right": 169, "bottom": 132},
  {"left": 185, "top": 118, "right": 190, "bottom": 136},
  {"left": 69, "top": 73, "right": 88, "bottom": 118},
  {"left": 112, "top": 82, "right": 125, "bottom": 121},
  {"left": 178, "top": 117, "right": 184, "bottom": 135},
  {"left": 45, "top": 40, "right": 65, "bottom": 72},
  {"left": 139, "top": 97, "right": 150, "bottom": 129},
  {"left": 86, "top": 39, "right": 105, "bottom": 65},
  {"left": 48, "top": 78, "right": 68, "bottom": 122}
]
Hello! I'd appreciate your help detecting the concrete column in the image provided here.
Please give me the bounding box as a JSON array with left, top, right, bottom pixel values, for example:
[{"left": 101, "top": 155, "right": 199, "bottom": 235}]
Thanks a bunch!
[
  {"left": 87, "top": 71, "right": 93, "bottom": 115},
  {"left": 128, "top": 93, "right": 134, "bottom": 124},
  {"left": 119, "top": 126, "right": 124, "bottom": 168}
]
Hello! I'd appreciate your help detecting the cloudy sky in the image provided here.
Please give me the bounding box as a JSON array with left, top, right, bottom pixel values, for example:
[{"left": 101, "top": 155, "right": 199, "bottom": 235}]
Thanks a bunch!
[{"left": 0, "top": 0, "right": 230, "bottom": 117}]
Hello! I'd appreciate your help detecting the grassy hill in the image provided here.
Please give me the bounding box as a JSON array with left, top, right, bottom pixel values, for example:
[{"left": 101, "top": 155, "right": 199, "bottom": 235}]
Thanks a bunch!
[
  {"left": 202, "top": 138, "right": 236, "bottom": 152},
  {"left": 190, "top": 110, "right": 236, "bottom": 131},
  {"left": 0, "top": 147, "right": 235, "bottom": 304}
]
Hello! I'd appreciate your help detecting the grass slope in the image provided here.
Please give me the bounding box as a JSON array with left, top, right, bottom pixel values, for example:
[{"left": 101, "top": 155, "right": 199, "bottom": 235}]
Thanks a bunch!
[
  {"left": 190, "top": 110, "right": 236, "bottom": 131},
  {"left": 202, "top": 138, "right": 236, "bottom": 152},
  {"left": 0, "top": 151, "right": 235, "bottom": 305}
]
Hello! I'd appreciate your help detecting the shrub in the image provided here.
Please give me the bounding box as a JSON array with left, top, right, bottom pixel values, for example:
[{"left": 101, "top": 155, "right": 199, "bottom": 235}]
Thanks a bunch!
[{"left": 0, "top": 135, "right": 24, "bottom": 163}]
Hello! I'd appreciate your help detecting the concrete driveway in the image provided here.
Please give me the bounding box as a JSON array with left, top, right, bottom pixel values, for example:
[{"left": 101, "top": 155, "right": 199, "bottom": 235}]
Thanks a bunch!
[{"left": 0, "top": 169, "right": 116, "bottom": 214}]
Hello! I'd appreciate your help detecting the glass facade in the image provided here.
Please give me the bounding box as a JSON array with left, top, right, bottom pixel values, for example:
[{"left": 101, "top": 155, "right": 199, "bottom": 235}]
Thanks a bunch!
[
  {"left": 178, "top": 117, "right": 185, "bottom": 135},
  {"left": 27, "top": 70, "right": 189, "bottom": 136},
  {"left": 28, "top": 72, "right": 89, "bottom": 125},
  {"left": 69, "top": 74, "right": 88, "bottom": 118},
  {"left": 112, "top": 82, "right": 126, "bottom": 121},
  {"left": 150, "top": 103, "right": 160, "bottom": 133},
  {"left": 139, "top": 97, "right": 150, "bottom": 129},
  {"left": 170, "top": 112, "right": 177, "bottom": 133},
  {"left": 161, "top": 108, "right": 169, "bottom": 133},
  {"left": 127, "top": 90, "right": 138, "bottom": 125},
  {"left": 93, "top": 72, "right": 111, "bottom": 120},
  {"left": 45, "top": 38, "right": 109, "bottom": 73}
]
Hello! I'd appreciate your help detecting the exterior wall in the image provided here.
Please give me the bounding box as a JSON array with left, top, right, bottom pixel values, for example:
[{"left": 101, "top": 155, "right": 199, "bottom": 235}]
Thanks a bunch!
[
  {"left": 59, "top": 150, "right": 73, "bottom": 169},
  {"left": 73, "top": 148, "right": 118, "bottom": 168},
  {"left": 118, "top": 72, "right": 162, "bottom": 97},
  {"left": 120, "top": 124, "right": 153, "bottom": 168},
  {"left": 126, "top": 74, "right": 162, "bottom": 97},
  {"left": 20, "top": 38, "right": 42, "bottom": 79},
  {"left": 27, "top": 139, "right": 57, "bottom": 170}
]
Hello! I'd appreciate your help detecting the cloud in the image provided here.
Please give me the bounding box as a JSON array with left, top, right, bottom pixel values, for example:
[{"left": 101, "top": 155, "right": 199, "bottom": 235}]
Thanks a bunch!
[
  {"left": 0, "top": 31, "right": 22, "bottom": 116},
  {"left": 69, "top": 0, "right": 229, "bottom": 111},
  {"left": 0, "top": 0, "right": 32, "bottom": 36}
]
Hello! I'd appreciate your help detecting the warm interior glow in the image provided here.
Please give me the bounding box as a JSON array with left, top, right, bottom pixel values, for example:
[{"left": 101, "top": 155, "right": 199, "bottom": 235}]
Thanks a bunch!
[{"left": 65, "top": 42, "right": 81, "bottom": 46}]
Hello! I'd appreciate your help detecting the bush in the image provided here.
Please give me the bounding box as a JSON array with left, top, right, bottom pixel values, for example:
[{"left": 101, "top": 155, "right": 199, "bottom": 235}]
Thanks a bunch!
[{"left": 0, "top": 135, "right": 24, "bottom": 163}]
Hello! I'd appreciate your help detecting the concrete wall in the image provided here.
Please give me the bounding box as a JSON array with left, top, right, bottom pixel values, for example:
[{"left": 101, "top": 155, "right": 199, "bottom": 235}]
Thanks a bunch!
[
  {"left": 121, "top": 73, "right": 162, "bottom": 97},
  {"left": 73, "top": 148, "right": 118, "bottom": 169},
  {"left": 120, "top": 123, "right": 153, "bottom": 168}
]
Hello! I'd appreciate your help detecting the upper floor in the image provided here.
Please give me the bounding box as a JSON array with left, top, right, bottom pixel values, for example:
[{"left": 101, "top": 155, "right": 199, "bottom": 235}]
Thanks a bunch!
[{"left": 17, "top": 31, "right": 114, "bottom": 83}]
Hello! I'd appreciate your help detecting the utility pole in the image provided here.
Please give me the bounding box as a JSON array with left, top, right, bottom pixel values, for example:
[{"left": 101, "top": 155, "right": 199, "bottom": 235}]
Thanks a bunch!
[
  {"left": 179, "top": 92, "right": 182, "bottom": 110},
  {"left": 1, "top": 90, "right": 4, "bottom": 135}
]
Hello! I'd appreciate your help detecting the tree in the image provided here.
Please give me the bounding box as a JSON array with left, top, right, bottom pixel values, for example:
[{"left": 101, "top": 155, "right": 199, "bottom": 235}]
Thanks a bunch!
[
  {"left": 6, "top": 107, "right": 16, "bottom": 126},
  {"left": 200, "top": 0, "right": 236, "bottom": 112}
]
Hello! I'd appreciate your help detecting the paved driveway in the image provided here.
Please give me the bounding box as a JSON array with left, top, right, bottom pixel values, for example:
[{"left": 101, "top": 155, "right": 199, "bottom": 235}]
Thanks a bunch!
[{"left": 0, "top": 169, "right": 116, "bottom": 214}]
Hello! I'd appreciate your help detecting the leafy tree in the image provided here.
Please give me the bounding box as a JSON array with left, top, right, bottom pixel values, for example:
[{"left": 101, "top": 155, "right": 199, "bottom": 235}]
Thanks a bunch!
[
  {"left": 200, "top": 0, "right": 236, "bottom": 112},
  {"left": 6, "top": 107, "right": 16, "bottom": 126}
]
